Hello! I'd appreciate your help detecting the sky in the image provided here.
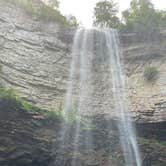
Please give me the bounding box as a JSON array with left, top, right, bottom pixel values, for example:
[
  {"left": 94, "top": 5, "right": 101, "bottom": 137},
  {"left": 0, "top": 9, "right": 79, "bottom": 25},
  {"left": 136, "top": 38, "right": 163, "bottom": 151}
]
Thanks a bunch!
[{"left": 59, "top": 0, "right": 166, "bottom": 27}]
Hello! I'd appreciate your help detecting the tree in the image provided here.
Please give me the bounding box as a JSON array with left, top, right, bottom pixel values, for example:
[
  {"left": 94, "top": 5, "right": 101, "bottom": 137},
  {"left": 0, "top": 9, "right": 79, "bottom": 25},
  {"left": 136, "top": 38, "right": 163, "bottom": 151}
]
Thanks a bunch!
[
  {"left": 93, "top": 0, "right": 120, "bottom": 28},
  {"left": 122, "top": 0, "right": 166, "bottom": 33},
  {"left": 47, "top": 0, "right": 59, "bottom": 9},
  {"left": 66, "top": 15, "right": 79, "bottom": 27},
  {"left": 156, "top": 10, "right": 166, "bottom": 27}
]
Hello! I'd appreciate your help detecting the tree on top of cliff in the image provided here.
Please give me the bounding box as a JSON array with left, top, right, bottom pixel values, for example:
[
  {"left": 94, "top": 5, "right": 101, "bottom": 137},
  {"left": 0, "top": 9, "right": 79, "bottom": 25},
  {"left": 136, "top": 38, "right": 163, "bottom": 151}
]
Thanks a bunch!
[
  {"left": 66, "top": 15, "right": 79, "bottom": 27},
  {"left": 8, "top": 0, "right": 79, "bottom": 27},
  {"left": 93, "top": 0, "right": 120, "bottom": 28},
  {"left": 47, "top": 0, "right": 59, "bottom": 9},
  {"left": 122, "top": 0, "right": 166, "bottom": 33}
]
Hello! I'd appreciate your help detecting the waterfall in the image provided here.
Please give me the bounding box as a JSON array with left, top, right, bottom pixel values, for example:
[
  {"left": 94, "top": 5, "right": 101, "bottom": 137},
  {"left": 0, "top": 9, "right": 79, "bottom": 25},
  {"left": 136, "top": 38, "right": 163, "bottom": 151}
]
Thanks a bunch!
[
  {"left": 61, "top": 28, "right": 142, "bottom": 166},
  {"left": 105, "top": 29, "right": 142, "bottom": 166}
]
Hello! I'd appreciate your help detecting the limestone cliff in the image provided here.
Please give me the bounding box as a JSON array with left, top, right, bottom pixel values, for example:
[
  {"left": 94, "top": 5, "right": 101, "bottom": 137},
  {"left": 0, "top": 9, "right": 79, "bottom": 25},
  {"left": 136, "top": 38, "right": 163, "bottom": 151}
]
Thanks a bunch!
[
  {"left": 0, "top": 0, "right": 166, "bottom": 123},
  {"left": 122, "top": 31, "right": 166, "bottom": 122},
  {"left": 0, "top": 0, "right": 72, "bottom": 109}
]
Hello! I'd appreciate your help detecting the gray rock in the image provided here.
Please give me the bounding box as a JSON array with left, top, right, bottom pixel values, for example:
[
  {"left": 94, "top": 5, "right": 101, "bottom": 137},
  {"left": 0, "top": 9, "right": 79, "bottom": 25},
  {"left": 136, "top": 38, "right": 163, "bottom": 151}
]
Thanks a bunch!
[{"left": 0, "top": 0, "right": 166, "bottom": 122}]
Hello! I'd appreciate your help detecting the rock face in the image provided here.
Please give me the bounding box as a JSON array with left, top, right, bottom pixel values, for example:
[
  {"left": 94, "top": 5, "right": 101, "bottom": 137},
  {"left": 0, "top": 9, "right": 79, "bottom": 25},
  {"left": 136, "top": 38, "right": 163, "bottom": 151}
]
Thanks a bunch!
[
  {"left": 0, "top": 0, "right": 166, "bottom": 123},
  {"left": 0, "top": 98, "right": 165, "bottom": 166},
  {"left": 122, "top": 31, "right": 166, "bottom": 122},
  {"left": 0, "top": 0, "right": 73, "bottom": 109}
]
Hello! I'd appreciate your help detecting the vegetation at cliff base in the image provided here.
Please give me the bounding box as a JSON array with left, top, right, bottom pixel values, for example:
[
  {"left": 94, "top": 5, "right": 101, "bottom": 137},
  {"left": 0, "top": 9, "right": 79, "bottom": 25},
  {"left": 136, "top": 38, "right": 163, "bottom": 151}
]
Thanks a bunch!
[
  {"left": 0, "top": 87, "right": 38, "bottom": 112},
  {"left": 0, "top": 86, "right": 81, "bottom": 123}
]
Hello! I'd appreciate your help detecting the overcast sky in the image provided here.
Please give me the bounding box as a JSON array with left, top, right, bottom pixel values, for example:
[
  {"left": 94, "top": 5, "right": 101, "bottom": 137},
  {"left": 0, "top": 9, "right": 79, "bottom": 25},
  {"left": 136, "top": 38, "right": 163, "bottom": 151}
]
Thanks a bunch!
[{"left": 59, "top": 0, "right": 166, "bottom": 27}]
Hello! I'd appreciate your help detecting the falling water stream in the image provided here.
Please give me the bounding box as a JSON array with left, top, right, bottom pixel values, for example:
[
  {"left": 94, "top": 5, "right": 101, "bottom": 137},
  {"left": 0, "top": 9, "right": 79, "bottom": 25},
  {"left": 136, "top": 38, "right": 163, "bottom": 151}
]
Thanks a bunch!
[
  {"left": 105, "top": 29, "right": 142, "bottom": 166},
  {"left": 61, "top": 28, "right": 142, "bottom": 166}
]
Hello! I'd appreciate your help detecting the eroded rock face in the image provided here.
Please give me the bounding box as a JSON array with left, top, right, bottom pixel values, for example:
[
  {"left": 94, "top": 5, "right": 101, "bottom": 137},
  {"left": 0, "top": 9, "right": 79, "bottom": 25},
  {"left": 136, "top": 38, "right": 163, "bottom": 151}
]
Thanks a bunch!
[
  {"left": 121, "top": 31, "right": 166, "bottom": 122},
  {"left": 0, "top": 0, "right": 73, "bottom": 109},
  {"left": 0, "top": 98, "right": 165, "bottom": 166},
  {"left": 0, "top": 0, "right": 166, "bottom": 123}
]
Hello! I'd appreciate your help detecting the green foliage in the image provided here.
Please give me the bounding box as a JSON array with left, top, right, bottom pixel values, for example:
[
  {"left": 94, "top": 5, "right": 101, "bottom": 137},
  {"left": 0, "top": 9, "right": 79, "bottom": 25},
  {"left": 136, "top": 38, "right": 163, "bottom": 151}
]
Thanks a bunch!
[
  {"left": 122, "top": 0, "right": 166, "bottom": 33},
  {"left": 38, "top": 5, "right": 68, "bottom": 25},
  {"left": 143, "top": 66, "right": 158, "bottom": 82},
  {"left": 8, "top": 0, "right": 70, "bottom": 26},
  {"left": 0, "top": 88, "right": 27, "bottom": 111},
  {"left": 0, "top": 87, "right": 17, "bottom": 99},
  {"left": 43, "top": 107, "right": 64, "bottom": 120},
  {"left": 156, "top": 10, "right": 166, "bottom": 28},
  {"left": 0, "top": 87, "right": 97, "bottom": 131},
  {"left": 139, "top": 137, "right": 166, "bottom": 146},
  {"left": 0, "top": 87, "right": 38, "bottom": 112},
  {"left": 42, "top": 107, "right": 86, "bottom": 125},
  {"left": 66, "top": 15, "right": 79, "bottom": 27},
  {"left": 0, "top": 87, "right": 79, "bottom": 123},
  {"left": 61, "top": 108, "right": 80, "bottom": 124},
  {"left": 47, "top": 0, "right": 59, "bottom": 9},
  {"left": 10, "top": 0, "right": 38, "bottom": 16},
  {"left": 93, "top": 0, "right": 120, "bottom": 28}
]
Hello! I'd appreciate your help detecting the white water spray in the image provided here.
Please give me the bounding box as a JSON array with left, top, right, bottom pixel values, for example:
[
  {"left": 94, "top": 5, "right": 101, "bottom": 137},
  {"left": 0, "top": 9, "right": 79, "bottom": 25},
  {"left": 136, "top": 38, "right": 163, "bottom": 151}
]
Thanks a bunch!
[
  {"left": 104, "top": 28, "right": 142, "bottom": 166},
  {"left": 62, "top": 28, "right": 142, "bottom": 166}
]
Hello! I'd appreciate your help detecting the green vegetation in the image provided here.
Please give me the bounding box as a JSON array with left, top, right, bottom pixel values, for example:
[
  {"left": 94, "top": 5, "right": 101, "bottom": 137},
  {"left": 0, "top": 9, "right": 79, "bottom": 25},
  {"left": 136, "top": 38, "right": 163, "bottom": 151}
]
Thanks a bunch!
[
  {"left": 139, "top": 137, "right": 166, "bottom": 146},
  {"left": 93, "top": 0, "right": 166, "bottom": 32},
  {"left": 93, "top": 0, "right": 120, "bottom": 28},
  {"left": 47, "top": 0, "right": 59, "bottom": 9},
  {"left": 0, "top": 87, "right": 91, "bottom": 127},
  {"left": 66, "top": 15, "right": 79, "bottom": 27},
  {"left": 7, "top": 0, "right": 78, "bottom": 26},
  {"left": 38, "top": 5, "right": 67, "bottom": 24},
  {"left": 44, "top": 107, "right": 64, "bottom": 120},
  {"left": 0, "top": 87, "right": 39, "bottom": 112},
  {"left": 122, "top": 0, "right": 166, "bottom": 33},
  {"left": 143, "top": 66, "right": 158, "bottom": 82}
]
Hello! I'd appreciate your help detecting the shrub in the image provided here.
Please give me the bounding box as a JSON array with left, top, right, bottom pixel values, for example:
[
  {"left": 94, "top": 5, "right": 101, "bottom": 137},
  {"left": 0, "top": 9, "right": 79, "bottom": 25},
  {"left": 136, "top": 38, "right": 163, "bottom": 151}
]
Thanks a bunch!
[
  {"left": 143, "top": 66, "right": 158, "bottom": 82},
  {"left": 0, "top": 87, "right": 17, "bottom": 99},
  {"left": 0, "top": 87, "right": 40, "bottom": 112},
  {"left": 38, "top": 5, "right": 68, "bottom": 25},
  {"left": 44, "top": 108, "right": 64, "bottom": 120}
]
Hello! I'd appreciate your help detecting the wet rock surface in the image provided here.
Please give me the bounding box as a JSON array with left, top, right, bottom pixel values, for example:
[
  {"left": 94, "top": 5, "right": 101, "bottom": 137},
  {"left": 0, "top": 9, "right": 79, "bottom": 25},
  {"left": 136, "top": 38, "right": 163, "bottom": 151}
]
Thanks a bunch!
[{"left": 0, "top": 98, "right": 165, "bottom": 166}]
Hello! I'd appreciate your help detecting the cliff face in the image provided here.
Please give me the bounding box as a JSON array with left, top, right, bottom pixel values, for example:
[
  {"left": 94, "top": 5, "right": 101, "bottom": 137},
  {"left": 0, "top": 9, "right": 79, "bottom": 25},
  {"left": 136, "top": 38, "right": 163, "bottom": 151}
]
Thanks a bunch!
[
  {"left": 122, "top": 32, "right": 166, "bottom": 122},
  {"left": 0, "top": 1, "right": 166, "bottom": 165},
  {"left": 0, "top": 0, "right": 72, "bottom": 109},
  {"left": 0, "top": 98, "right": 165, "bottom": 166},
  {"left": 0, "top": 0, "right": 166, "bottom": 123}
]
